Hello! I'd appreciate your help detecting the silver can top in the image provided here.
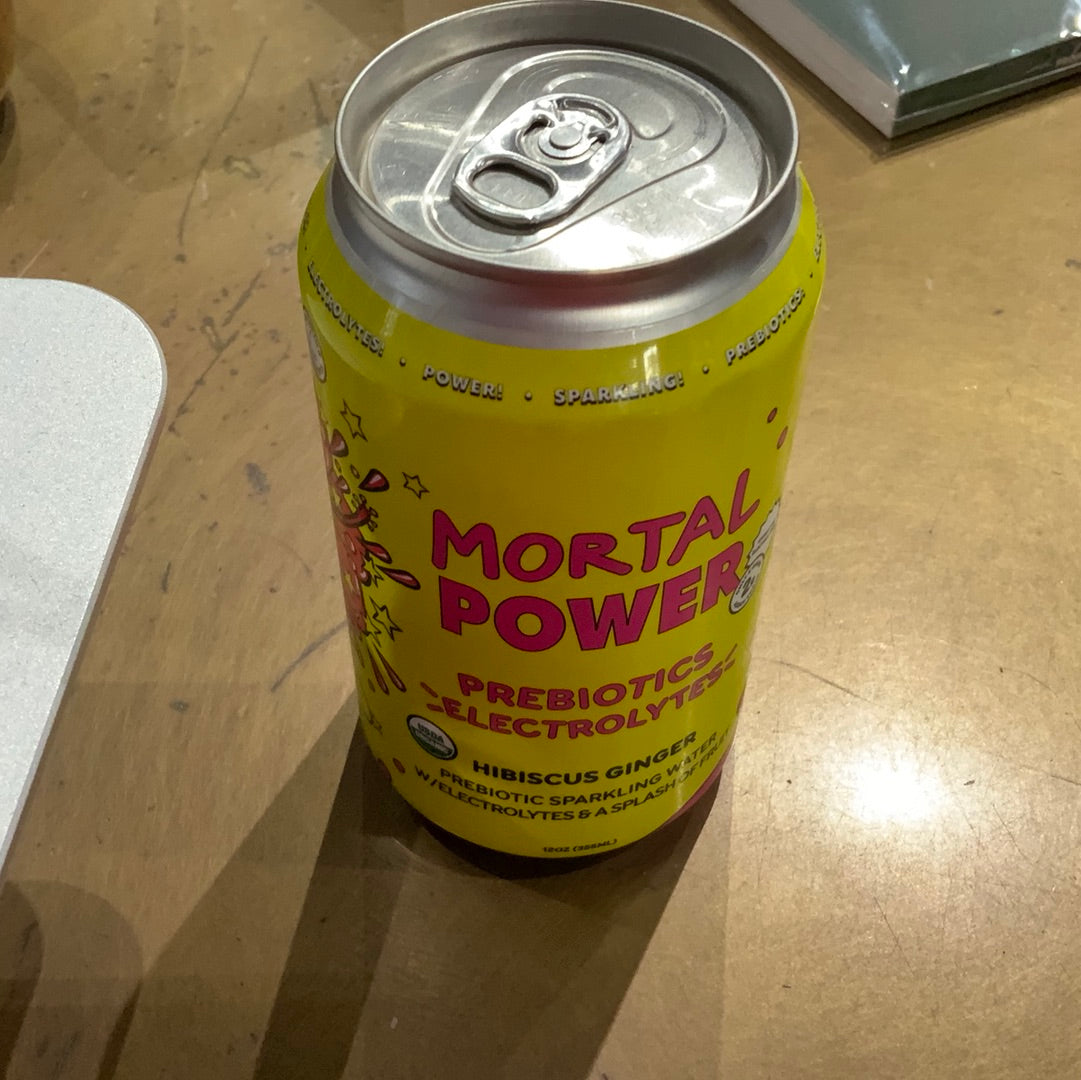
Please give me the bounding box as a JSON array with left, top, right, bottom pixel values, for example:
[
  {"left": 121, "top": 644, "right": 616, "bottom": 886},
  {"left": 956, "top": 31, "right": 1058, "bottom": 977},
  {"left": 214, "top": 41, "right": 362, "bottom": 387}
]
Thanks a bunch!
[{"left": 332, "top": 0, "right": 801, "bottom": 345}]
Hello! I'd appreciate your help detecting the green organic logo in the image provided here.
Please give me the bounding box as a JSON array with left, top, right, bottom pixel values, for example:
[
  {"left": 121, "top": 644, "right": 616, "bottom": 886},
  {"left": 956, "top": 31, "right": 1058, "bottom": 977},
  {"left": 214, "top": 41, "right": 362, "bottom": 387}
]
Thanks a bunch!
[{"left": 406, "top": 715, "right": 457, "bottom": 761}]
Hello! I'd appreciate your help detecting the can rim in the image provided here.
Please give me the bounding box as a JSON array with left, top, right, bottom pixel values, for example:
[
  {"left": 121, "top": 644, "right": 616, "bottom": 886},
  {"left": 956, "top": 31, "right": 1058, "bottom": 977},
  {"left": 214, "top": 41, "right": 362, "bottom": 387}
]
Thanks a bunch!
[{"left": 333, "top": 0, "right": 799, "bottom": 280}]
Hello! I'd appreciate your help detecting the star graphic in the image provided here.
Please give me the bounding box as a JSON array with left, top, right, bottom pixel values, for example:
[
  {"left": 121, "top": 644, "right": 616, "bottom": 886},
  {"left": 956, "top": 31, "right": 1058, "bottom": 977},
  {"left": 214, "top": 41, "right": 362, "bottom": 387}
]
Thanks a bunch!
[
  {"left": 403, "top": 472, "right": 429, "bottom": 498},
  {"left": 340, "top": 401, "right": 366, "bottom": 441},
  {"left": 371, "top": 602, "right": 402, "bottom": 640}
]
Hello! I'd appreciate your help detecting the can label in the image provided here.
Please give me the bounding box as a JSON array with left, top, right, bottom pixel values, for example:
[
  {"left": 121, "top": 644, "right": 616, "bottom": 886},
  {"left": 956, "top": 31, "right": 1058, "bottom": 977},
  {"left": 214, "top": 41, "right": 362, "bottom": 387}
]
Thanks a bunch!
[{"left": 299, "top": 171, "right": 823, "bottom": 856}]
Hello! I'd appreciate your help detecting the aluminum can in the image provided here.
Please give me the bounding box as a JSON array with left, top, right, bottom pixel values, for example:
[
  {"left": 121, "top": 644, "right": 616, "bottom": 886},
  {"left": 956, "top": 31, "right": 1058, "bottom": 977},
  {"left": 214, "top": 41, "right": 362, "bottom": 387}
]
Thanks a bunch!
[{"left": 298, "top": 0, "right": 824, "bottom": 857}]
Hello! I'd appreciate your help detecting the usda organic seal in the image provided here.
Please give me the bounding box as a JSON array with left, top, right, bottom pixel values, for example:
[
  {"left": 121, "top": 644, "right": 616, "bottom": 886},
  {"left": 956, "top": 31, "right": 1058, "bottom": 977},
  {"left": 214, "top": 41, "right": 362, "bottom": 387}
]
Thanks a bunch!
[{"left": 407, "top": 715, "right": 457, "bottom": 760}]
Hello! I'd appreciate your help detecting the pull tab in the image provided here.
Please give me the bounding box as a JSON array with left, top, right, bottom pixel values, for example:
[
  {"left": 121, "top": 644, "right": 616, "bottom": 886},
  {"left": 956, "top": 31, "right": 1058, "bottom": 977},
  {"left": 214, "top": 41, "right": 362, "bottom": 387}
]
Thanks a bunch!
[{"left": 452, "top": 94, "right": 631, "bottom": 228}]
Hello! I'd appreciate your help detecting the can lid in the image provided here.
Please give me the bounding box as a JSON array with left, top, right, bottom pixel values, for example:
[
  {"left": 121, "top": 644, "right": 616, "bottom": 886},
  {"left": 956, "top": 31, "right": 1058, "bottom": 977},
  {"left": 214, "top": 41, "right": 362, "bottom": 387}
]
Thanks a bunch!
[{"left": 336, "top": 1, "right": 797, "bottom": 277}]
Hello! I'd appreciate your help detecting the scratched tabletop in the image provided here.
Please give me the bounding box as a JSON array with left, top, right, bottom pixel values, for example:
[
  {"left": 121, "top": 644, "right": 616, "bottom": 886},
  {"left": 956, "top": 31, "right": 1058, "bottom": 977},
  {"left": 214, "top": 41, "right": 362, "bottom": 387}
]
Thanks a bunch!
[{"left": 2, "top": 1, "right": 1080, "bottom": 1077}]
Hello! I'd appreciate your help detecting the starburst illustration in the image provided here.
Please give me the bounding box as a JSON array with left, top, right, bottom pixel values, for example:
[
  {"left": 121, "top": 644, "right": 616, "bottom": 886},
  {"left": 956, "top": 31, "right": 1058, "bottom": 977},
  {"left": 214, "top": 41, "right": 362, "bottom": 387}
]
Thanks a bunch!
[
  {"left": 340, "top": 400, "right": 366, "bottom": 441},
  {"left": 370, "top": 602, "right": 403, "bottom": 640},
  {"left": 403, "top": 472, "right": 429, "bottom": 498}
]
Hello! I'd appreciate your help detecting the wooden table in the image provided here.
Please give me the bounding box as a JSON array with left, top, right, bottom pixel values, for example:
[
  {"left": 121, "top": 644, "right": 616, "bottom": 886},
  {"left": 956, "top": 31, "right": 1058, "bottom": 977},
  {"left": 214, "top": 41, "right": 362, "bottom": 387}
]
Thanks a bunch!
[{"left": 2, "top": 1, "right": 1079, "bottom": 1077}]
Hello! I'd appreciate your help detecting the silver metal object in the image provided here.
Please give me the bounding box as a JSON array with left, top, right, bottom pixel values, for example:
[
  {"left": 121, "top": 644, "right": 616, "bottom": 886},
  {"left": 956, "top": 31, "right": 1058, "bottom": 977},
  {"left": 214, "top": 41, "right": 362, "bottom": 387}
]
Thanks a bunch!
[
  {"left": 452, "top": 93, "right": 631, "bottom": 227},
  {"left": 730, "top": 0, "right": 1081, "bottom": 137},
  {"left": 332, "top": 0, "right": 801, "bottom": 347}
]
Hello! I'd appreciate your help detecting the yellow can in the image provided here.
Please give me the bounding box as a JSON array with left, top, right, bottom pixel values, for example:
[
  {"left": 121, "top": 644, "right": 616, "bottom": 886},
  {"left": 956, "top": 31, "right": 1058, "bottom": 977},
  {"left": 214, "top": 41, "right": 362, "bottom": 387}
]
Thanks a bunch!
[{"left": 299, "top": 0, "right": 824, "bottom": 856}]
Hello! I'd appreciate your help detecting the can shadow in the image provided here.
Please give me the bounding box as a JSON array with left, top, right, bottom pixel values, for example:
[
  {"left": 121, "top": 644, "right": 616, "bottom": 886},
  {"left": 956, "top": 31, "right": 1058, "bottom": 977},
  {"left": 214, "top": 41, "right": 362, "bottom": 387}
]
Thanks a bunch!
[
  {"left": 90, "top": 700, "right": 368, "bottom": 1078},
  {"left": 0, "top": 882, "right": 41, "bottom": 1073},
  {"left": 0, "top": 880, "right": 142, "bottom": 1079},
  {"left": 252, "top": 702, "right": 727, "bottom": 1080},
  {"left": 98, "top": 695, "right": 730, "bottom": 1078},
  {"left": 708, "top": 0, "right": 1081, "bottom": 157},
  {"left": 0, "top": 93, "right": 18, "bottom": 208},
  {"left": 248, "top": 709, "right": 424, "bottom": 1079}
]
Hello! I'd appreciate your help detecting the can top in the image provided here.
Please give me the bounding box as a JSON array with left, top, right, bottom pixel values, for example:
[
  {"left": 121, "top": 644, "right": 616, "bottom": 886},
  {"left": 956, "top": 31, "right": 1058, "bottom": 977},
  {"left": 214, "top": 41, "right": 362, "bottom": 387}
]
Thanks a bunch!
[{"left": 332, "top": 1, "right": 802, "bottom": 344}]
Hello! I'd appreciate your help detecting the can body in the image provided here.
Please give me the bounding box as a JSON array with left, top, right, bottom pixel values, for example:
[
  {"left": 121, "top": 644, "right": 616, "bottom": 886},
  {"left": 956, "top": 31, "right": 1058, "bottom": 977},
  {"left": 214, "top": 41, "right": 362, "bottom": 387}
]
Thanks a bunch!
[{"left": 298, "top": 1, "right": 824, "bottom": 857}]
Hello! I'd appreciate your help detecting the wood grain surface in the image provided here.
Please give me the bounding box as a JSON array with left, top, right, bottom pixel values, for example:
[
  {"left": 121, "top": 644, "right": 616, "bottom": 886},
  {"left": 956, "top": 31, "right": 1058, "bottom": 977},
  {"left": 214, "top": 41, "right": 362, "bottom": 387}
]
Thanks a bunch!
[{"left": 1, "top": 1, "right": 1080, "bottom": 1077}]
